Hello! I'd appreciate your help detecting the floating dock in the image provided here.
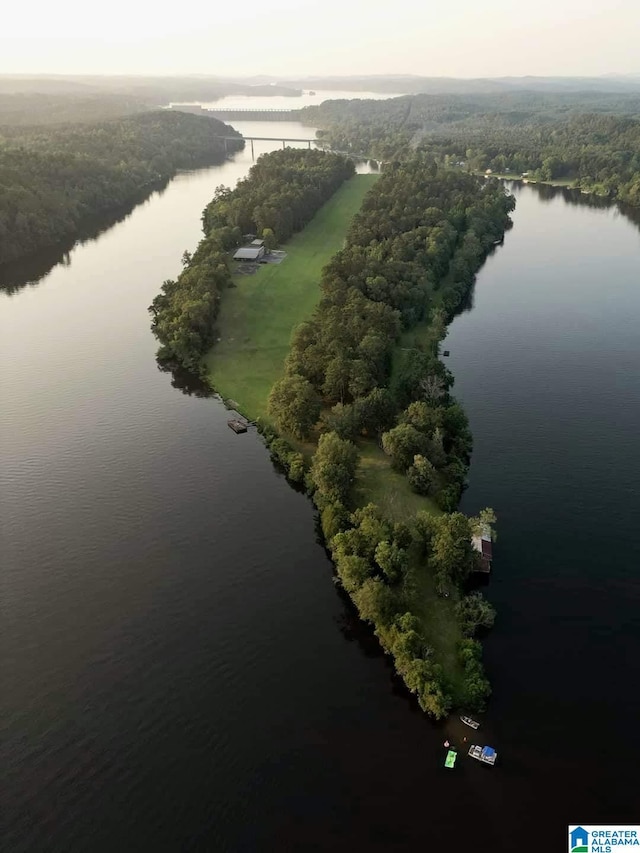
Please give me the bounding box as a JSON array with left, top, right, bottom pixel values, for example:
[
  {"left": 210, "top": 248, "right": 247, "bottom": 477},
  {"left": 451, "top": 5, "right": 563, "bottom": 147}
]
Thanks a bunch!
[
  {"left": 444, "top": 749, "right": 457, "bottom": 769},
  {"left": 472, "top": 525, "right": 493, "bottom": 573},
  {"left": 227, "top": 419, "right": 248, "bottom": 434}
]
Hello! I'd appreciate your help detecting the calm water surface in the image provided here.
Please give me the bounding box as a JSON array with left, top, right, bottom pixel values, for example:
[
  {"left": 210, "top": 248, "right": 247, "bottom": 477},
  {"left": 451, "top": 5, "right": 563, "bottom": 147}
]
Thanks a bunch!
[
  {"left": 179, "top": 89, "right": 403, "bottom": 110},
  {"left": 2, "top": 140, "right": 639, "bottom": 852}
]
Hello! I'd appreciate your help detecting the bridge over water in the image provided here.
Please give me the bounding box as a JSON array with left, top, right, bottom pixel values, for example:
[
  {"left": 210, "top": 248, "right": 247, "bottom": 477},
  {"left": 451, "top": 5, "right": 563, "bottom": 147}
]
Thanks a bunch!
[
  {"left": 171, "top": 105, "right": 303, "bottom": 122},
  {"left": 215, "top": 134, "right": 319, "bottom": 158},
  {"left": 206, "top": 108, "right": 303, "bottom": 121}
]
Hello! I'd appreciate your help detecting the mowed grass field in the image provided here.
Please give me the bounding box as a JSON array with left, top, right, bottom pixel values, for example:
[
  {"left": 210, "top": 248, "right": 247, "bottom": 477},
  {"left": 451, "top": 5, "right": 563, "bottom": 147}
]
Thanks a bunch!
[
  {"left": 351, "top": 442, "right": 465, "bottom": 687},
  {"left": 204, "top": 174, "right": 379, "bottom": 419},
  {"left": 204, "top": 171, "right": 464, "bottom": 696},
  {"left": 353, "top": 442, "right": 442, "bottom": 520}
]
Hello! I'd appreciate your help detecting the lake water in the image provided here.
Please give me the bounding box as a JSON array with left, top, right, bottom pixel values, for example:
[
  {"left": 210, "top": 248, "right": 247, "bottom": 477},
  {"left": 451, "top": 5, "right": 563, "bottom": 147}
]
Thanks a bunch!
[
  {"left": 2, "top": 123, "right": 639, "bottom": 852},
  {"left": 177, "top": 89, "right": 403, "bottom": 111},
  {"left": 447, "top": 181, "right": 640, "bottom": 834}
]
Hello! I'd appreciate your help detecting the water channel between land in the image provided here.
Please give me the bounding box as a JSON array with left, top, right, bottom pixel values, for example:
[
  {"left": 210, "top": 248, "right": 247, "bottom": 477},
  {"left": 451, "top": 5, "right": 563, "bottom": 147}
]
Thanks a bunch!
[{"left": 2, "top": 108, "right": 640, "bottom": 850}]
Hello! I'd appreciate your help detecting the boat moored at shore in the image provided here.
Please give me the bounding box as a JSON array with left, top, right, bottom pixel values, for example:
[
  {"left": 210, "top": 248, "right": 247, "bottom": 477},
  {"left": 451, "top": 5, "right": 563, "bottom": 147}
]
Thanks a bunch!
[{"left": 468, "top": 745, "right": 497, "bottom": 765}]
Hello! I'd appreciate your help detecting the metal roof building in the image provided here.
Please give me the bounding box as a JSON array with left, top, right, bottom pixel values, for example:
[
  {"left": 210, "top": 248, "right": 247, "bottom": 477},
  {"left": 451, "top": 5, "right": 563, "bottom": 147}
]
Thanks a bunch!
[
  {"left": 472, "top": 527, "right": 493, "bottom": 573},
  {"left": 233, "top": 246, "right": 265, "bottom": 261}
]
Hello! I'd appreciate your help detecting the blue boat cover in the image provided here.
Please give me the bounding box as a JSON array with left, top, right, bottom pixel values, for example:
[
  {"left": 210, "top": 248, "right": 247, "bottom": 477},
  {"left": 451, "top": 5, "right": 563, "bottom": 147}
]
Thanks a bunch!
[{"left": 482, "top": 746, "right": 496, "bottom": 757}]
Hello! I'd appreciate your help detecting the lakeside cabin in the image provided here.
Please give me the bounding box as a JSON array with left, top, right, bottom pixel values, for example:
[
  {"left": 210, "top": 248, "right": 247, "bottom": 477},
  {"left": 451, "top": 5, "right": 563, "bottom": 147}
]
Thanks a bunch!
[{"left": 472, "top": 525, "right": 493, "bottom": 573}]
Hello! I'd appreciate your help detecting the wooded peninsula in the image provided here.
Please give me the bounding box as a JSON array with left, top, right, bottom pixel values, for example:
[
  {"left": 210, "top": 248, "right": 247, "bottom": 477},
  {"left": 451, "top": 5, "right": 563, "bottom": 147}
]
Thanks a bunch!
[
  {"left": 151, "top": 148, "right": 514, "bottom": 716},
  {"left": 0, "top": 110, "right": 242, "bottom": 265}
]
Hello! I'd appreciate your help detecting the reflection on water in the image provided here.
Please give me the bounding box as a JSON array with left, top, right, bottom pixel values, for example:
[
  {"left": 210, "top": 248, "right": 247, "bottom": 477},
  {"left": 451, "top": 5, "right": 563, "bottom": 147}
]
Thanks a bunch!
[
  {"left": 0, "top": 112, "right": 379, "bottom": 296},
  {"left": 194, "top": 89, "right": 402, "bottom": 111},
  {"left": 3, "top": 127, "right": 640, "bottom": 852},
  {"left": 506, "top": 178, "right": 640, "bottom": 230},
  {"left": 0, "top": 181, "right": 170, "bottom": 294},
  {"left": 448, "top": 182, "right": 640, "bottom": 838},
  {"left": 155, "top": 361, "right": 214, "bottom": 398}
]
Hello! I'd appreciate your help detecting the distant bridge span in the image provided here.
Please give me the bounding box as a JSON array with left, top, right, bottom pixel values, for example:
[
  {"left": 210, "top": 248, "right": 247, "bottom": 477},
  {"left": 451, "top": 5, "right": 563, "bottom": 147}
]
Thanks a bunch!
[
  {"left": 215, "top": 134, "right": 319, "bottom": 158},
  {"left": 171, "top": 105, "right": 303, "bottom": 122},
  {"left": 208, "top": 108, "right": 299, "bottom": 114},
  {"left": 217, "top": 135, "right": 317, "bottom": 143}
]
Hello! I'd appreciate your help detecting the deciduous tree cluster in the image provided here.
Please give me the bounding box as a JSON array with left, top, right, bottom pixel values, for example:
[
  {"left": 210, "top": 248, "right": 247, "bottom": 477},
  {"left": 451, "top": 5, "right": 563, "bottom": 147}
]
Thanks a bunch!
[
  {"left": 270, "top": 158, "right": 512, "bottom": 516},
  {"left": 201, "top": 148, "right": 355, "bottom": 242},
  {"left": 302, "top": 92, "right": 640, "bottom": 207},
  {"left": 0, "top": 111, "right": 243, "bottom": 265},
  {"left": 267, "top": 159, "right": 510, "bottom": 716},
  {"left": 150, "top": 149, "right": 355, "bottom": 369}
]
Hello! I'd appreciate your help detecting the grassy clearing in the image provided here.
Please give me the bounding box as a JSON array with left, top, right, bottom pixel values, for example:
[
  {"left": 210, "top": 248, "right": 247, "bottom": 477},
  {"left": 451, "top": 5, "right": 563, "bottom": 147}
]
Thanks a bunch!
[
  {"left": 353, "top": 441, "right": 442, "bottom": 521},
  {"left": 353, "top": 443, "right": 464, "bottom": 697},
  {"left": 204, "top": 174, "right": 379, "bottom": 419},
  {"left": 410, "top": 556, "right": 466, "bottom": 696}
]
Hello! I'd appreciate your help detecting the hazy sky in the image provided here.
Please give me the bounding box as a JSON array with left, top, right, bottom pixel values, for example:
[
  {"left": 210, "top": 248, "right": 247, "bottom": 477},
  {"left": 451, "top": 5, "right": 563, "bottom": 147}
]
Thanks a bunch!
[{"left": 2, "top": 0, "right": 638, "bottom": 78}]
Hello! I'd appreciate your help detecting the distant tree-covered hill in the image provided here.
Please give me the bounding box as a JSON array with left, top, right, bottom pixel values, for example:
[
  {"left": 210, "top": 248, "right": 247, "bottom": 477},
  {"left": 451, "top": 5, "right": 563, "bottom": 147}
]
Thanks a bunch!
[
  {"left": 0, "top": 110, "right": 243, "bottom": 265},
  {"left": 0, "top": 75, "right": 302, "bottom": 105},
  {"left": 0, "top": 93, "right": 153, "bottom": 125},
  {"left": 284, "top": 74, "right": 640, "bottom": 95},
  {"left": 301, "top": 92, "right": 640, "bottom": 205}
]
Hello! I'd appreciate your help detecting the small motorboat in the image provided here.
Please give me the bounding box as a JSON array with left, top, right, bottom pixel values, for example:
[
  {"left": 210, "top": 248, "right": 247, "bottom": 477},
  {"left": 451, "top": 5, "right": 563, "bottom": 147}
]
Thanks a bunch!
[
  {"left": 460, "top": 715, "right": 480, "bottom": 729},
  {"left": 468, "top": 744, "right": 497, "bottom": 766}
]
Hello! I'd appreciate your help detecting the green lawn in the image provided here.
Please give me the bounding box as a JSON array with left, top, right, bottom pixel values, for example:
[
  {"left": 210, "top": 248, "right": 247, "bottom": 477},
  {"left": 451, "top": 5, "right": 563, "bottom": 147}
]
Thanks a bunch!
[
  {"left": 410, "top": 555, "right": 466, "bottom": 697},
  {"left": 353, "top": 441, "right": 442, "bottom": 521},
  {"left": 204, "top": 174, "right": 379, "bottom": 419},
  {"left": 352, "top": 440, "right": 465, "bottom": 695}
]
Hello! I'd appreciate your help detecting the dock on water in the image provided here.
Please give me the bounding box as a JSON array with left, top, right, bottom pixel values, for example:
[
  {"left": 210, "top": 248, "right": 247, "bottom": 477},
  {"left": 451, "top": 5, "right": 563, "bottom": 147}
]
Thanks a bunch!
[
  {"left": 472, "top": 524, "right": 493, "bottom": 573},
  {"left": 444, "top": 749, "right": 458, "bottom": 769},
  {"left": 227, "top": 418, "right": 248, "bottom": 434}
]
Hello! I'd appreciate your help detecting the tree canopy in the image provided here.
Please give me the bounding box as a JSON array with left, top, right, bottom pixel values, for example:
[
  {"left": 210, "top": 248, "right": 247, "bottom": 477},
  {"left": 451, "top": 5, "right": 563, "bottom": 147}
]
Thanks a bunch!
[
  {"left": 150, "top": 149, "right": 355, "bottom": 370},
  {"left": 301, "top": 92, "right": 640, "bottom": 207},
  {"left": 0, "top": 110, "right": 243, "bottom": 265}
]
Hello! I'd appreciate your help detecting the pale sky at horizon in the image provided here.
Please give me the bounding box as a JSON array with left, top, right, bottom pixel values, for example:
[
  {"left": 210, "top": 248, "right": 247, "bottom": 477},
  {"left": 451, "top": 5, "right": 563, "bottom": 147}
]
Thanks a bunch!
[{"left": 2, "top": 0, "right": 638, "bottom": 78}]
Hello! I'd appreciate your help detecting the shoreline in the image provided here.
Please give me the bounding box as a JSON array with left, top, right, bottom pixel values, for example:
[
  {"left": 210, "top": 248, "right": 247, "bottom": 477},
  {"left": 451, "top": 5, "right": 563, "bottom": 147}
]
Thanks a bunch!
[
  {"left": 0, "top": 111, "right": 244, "bottom": 268},
  {"left": 474, "top": 170, "right": 615, "bottom": 196},
  {"left": 153, "top": 153, "right": 512, "bottom": 718},
  {"left": 204, "top": 174, "right": 379, "bottom": 420},
  {"left": 201, "top": 161, "right": 511, "bottom": 717}
]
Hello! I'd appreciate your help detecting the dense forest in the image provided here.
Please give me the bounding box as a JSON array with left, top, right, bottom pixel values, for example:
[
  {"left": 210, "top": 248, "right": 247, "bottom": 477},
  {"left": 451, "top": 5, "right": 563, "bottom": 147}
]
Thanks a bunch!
[
  {"left": 285, "top": 74, "right": 640, "bottom": 96},
  {"left": 0, "top": 93, "right": 151, "bottom": 125},
  {"left": 0, "top": 111, "right": 243, "bottom": 265},
  {"left": 149, "top": 149, "right": 355, "bottom": 369},
  {"left": 265, "top": 158, "right": 514, "bottom": 715},
  {"left": 302, "top": 92, "right": 640, "bottom": 205},
  {"left": 0, "top": 75, "right": 303, "bottom": 106}
]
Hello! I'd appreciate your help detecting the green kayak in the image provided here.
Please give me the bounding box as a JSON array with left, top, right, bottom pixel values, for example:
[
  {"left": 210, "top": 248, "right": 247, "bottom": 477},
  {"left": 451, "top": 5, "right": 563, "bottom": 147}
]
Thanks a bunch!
[{"left": 444, "top": 749, "right": 457, "bottom": 769}]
